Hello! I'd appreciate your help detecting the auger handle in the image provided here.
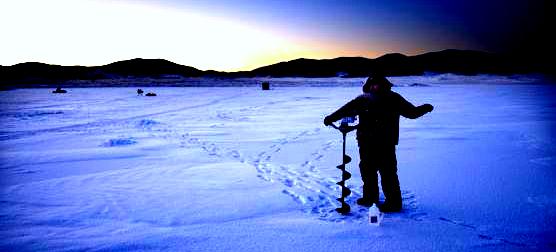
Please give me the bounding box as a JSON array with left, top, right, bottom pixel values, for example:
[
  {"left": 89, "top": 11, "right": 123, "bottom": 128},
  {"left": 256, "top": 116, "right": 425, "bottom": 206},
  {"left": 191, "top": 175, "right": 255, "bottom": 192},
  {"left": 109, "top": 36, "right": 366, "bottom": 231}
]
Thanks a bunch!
[{"left": 329, "top": 122, "right": 358, "bottom": 134}]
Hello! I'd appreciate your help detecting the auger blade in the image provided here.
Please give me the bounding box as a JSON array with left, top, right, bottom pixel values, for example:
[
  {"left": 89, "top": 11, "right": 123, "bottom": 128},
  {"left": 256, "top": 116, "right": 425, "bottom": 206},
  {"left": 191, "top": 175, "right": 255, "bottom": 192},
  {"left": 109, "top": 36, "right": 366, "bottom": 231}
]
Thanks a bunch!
[
  {"left": 343, "top": 155, "right": 352, "bottom": 164},
  {"left": 342, "top": 171, "right": 351, "bottom": 180},
  {"left": 335, "top": 201, "right": 350, "bottom": 214},
  {"left": 332, "top": 123, "right": 356, "bottom": 216},
  {"left": 341, "top": 187, "right": 351, "bottom": 197}
]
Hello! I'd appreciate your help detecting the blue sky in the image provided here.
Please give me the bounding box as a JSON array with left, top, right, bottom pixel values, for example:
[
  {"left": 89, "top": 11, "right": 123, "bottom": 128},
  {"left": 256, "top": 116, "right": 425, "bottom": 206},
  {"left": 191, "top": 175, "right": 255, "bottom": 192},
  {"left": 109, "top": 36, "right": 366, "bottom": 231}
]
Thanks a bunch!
[{"left": 0, "top": 0, "right": 551, "bottom": 71}]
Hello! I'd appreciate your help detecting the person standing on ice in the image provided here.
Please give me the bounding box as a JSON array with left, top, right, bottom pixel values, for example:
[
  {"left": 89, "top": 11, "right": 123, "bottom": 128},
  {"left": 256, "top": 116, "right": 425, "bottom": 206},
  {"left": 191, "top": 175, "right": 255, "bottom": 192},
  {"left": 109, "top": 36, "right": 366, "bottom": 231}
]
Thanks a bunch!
[{"left": 323, "top": 75, "right": 433, "bottom": 212}]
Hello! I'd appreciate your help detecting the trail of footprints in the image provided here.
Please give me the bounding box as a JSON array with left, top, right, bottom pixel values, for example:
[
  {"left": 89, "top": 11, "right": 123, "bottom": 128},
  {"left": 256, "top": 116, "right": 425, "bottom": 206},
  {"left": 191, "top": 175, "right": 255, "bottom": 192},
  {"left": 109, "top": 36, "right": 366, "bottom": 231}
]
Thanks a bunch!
[
  {"left": 137, "top": 118, "right": 533, "bottom": 248},
  {"left": 248, "top": 128, "right": 424, "bottom": 222},
  {"left": 123, "top": 116, "right": 531, "bottom": 247},
  {"left": 138, "top": 118, "right": 423, "bottom": 222}
]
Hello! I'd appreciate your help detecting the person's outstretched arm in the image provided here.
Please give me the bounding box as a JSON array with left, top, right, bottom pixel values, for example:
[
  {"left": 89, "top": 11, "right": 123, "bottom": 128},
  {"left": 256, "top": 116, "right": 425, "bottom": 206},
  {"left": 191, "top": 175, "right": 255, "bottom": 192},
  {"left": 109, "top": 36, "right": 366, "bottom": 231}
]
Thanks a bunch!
[
  {"left": 399, "top": 95, "right": 433, "bottom": 119},
  {"left": 323, "top": 98, "right": 361, "bottom": 126}
]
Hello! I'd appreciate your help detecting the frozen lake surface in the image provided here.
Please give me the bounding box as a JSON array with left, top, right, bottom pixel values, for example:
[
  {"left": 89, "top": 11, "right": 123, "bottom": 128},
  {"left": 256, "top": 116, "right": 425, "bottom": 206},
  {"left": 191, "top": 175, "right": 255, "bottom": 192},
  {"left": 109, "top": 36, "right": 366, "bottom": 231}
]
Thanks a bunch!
[{"left": 1, "top": 80, "right": 555, "bottom": 251}]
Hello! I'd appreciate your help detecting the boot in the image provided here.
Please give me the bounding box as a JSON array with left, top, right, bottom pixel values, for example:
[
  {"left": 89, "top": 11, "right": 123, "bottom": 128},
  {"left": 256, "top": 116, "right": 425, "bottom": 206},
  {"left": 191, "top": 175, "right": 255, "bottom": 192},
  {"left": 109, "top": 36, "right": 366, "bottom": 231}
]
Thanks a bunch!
[
  {"left": 378, "top": 201, "right": 402, "bottom": 213},
  {"left": 356, "top": 197, "right": 374, "bottom": 207}
]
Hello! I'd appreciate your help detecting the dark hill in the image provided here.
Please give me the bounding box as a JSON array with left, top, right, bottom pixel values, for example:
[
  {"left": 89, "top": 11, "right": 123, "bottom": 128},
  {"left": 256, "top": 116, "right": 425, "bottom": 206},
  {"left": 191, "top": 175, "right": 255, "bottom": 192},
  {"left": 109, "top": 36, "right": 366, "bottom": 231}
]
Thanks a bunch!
[
  {"left": 0, "top": 62, "right": 92, "bottom": 84},
  {"left": 247, "top": 49, "right": 533, "bottom": 77},
  {"left": 0, "top": 59, "right": 204, "bottom": 85},
  {"left": 0, "top": 49, "right": 550, "bottom": 86},
  {"left": 410, "top": 49, "right": 517, "bottom": 74},
  {"left": 99, "top": 58, "right": 203, "bottom": 77},
  {"left": 373, "top": 53, "right": 418, "bottom": 76}
]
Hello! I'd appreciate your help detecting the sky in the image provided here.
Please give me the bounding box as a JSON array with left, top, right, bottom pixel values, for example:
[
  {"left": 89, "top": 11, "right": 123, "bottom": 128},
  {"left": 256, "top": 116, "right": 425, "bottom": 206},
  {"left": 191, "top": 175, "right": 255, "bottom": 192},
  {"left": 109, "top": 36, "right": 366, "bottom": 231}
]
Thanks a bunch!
[{"left": 0, "top": 0, "right": 552, "bottom": 71}]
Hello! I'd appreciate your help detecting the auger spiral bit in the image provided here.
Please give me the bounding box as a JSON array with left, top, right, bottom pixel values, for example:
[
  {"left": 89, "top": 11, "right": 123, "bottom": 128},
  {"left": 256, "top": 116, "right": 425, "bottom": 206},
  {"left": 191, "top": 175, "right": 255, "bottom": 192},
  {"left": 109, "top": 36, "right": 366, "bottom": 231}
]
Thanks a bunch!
[
  {"left": 341, "top": 170, "right": 351, "bottom": 180},
  {"left": 343, "top": 155, "right": 352, "bottom": 164},
  {"left": 329, "top": 117, "right": 357, "bottom": 215},
  {"left": 336, "top": 200, "right": 350, "bottom": 214}
]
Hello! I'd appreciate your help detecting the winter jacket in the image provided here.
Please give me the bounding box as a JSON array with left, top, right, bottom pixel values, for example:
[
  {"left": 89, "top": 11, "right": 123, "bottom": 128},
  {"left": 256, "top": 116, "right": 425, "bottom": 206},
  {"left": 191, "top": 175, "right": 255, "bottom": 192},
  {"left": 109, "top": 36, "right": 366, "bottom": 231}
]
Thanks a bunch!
[{"left": 326, "top": 91, "right": 431, "bottom": 145}]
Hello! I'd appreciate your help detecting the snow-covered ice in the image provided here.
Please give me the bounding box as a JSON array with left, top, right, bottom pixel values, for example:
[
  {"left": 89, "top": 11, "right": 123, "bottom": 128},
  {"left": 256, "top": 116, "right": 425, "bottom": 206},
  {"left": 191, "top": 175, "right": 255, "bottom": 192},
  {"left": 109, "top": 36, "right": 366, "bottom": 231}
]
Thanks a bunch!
[{"left": 1, "top": 77, "right": 555, "bottom": 251}]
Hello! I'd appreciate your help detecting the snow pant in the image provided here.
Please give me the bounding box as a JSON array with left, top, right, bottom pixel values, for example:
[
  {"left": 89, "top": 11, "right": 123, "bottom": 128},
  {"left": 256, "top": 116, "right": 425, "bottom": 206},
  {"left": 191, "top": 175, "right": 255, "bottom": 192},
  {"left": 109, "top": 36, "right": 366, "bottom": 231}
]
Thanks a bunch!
[{"left": 358, "top": 142, "right": 402, "bottom": 206}]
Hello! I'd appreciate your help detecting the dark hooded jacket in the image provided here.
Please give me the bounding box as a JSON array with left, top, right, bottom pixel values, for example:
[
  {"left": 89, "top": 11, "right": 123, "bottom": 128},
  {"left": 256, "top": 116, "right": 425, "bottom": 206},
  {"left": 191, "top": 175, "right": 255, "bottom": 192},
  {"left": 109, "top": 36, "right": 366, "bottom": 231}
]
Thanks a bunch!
[{"left": 326, "top": 90, "right": 430, "bottom": 145}]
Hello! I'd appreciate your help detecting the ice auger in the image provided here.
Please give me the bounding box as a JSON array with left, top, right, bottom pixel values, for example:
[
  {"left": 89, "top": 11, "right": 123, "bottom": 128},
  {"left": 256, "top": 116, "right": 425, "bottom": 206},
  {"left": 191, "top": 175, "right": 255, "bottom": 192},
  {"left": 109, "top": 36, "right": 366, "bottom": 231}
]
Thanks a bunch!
[{"left": 330, "top": 116, "right": 357, "bottom": 214}]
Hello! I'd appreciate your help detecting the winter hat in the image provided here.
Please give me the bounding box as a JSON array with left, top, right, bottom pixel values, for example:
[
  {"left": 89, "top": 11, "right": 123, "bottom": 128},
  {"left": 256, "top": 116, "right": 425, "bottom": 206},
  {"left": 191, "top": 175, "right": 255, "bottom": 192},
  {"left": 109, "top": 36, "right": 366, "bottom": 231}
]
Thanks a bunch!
[{"left": 362, "top": 75, "right": 393, "bottom": 93}]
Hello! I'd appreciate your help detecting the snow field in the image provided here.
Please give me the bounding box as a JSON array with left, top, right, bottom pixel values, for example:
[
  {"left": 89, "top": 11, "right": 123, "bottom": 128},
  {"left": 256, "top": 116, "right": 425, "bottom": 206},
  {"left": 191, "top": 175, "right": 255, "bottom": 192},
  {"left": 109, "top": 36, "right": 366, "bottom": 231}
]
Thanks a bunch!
[{"left": 1, "top": 81, "right": 555, "bottom": 251}]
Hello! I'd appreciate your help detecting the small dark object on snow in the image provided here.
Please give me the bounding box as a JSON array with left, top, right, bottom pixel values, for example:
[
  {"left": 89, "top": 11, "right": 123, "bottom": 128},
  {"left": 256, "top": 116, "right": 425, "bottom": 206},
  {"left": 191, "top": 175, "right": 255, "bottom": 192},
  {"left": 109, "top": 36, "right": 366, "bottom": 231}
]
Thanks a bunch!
[
  {"left": 261, "top": 81, "right": 270, "bottom": 90},
  {"left": 409, "top": 83, "right": 431, "bottom": 87},
  {"left": 145, "top": 92, "right": 157, "bottom": 96},
  {"left": 137, "top": 89, "right": 144, "bottom": 95},
  {"left": 52, "top": 87, "right": 67, "bottom": 94}
]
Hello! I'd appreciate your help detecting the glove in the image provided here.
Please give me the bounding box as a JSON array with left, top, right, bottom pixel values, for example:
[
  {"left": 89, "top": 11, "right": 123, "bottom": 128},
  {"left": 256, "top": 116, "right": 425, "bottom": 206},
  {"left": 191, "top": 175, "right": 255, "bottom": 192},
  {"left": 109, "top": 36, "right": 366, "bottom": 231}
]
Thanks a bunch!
[
  {"left": 422, "top": 104, "right": 434, "bottom": 113},
  {"left": 323, "top": 116, "right": 334, "bottom": 126}
]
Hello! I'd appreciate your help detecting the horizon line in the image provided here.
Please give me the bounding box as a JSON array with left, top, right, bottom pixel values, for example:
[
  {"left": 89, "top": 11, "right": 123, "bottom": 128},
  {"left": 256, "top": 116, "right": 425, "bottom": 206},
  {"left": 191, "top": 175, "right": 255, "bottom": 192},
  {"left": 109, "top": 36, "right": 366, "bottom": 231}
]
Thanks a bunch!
[{"left": 1, "top": 48, "right": 496, "bottom": 72}]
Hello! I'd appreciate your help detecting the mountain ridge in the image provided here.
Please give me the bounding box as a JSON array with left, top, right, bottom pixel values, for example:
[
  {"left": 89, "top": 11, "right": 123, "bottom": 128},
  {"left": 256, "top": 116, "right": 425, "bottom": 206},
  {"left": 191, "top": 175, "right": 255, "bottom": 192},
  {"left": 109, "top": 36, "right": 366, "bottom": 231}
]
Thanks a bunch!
[{"left": 1, "top": 49, "right": 552, "bottom": 86}]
